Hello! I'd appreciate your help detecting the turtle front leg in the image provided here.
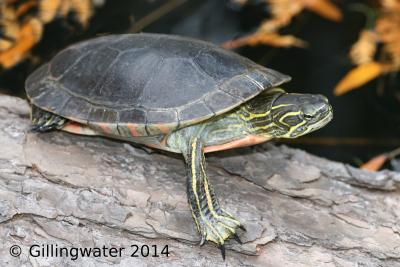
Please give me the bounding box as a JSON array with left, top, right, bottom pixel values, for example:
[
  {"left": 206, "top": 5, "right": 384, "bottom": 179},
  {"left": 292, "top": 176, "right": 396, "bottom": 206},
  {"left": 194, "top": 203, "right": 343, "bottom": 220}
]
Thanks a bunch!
[
  {"left": 30, "top": 105, "right": 67, "bottom": 132},
  {"left": 183, "top": 137, "right": 244, "bottom": 259}
]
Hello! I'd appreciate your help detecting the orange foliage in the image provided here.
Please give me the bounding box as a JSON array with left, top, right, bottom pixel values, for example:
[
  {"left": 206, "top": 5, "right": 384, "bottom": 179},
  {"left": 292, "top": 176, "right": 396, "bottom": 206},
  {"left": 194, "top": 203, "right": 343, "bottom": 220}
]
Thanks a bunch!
[
  {"left": 334, "top": 62, "right": 389, "bottom": 96},
  {"left": 262, "top": 0, "right": 342, "bottom": 31},
  {"left": 0, "top": 7, "right": 19, "bottom": 51},
  {"left": 39, "top": 0, "right": 62, "bottom": 23},
  {"left": 221, "top": 32, "right": 307, "bottom": 49},
  {"left": 350, "top": 30, "right": 378, "bottom": 65},
  {"left": 335, "top": 0, "right": 400, "bottom": 95},
  {"left": 259, "top": 0, "right": 303, "bottom": 33},
  {"left": 0, "top": 19, "right": 42, "bottom": 68},
  {"left": 303, "top": 0, "right": 342, "bottom": 22},
  {"left": 0, "top": 0, "right": 103, "bottom": 69},
  {"left": 361, "top": 146, "right": 400, "bottom": 171},
  {"left": 375, "top": 11, "right": 400, "bottom": 67},
  {"left": 360, "top": 154, "right": 387, "bottom": 171},
  {"left": 15, "top": 0, "right": 38, "bottom": 16},
  {"left": 225, "top": 0, "right": 342, "bottom": 49},
  {"left": 381, "top": 0, "right": 400, "bottom": 11},
  {"left": 230, "top": 0, "right": 399, "bottom": 95}
]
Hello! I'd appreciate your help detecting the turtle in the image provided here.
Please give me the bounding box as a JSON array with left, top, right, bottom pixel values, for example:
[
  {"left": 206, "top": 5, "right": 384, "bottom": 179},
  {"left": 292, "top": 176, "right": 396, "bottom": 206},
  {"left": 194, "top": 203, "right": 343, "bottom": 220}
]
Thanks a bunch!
[{"left": 25, "top": 33, "right": 333, "bottom": 259}]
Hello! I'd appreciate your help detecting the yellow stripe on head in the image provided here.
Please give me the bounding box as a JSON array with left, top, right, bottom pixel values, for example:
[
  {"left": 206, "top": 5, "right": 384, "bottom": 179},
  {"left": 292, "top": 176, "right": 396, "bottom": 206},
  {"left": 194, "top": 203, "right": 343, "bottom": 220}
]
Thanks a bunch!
[{"left": 278, "top": 111, "right": 301, "bottom": 127}]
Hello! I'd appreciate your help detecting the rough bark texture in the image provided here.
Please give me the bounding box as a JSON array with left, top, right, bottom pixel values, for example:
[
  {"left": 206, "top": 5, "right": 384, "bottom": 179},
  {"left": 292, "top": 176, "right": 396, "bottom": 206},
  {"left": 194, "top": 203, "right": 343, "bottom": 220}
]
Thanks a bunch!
[{"left": 0, "top": 95, "right": 399, "bottom": 267}]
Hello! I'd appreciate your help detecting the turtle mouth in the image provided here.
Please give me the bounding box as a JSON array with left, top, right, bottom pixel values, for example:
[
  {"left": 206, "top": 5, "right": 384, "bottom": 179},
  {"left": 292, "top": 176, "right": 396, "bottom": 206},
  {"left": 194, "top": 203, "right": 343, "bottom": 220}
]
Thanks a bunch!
[
  {"left": 289, "top": 104, "right": 333, "bottom": 138},
  {"left": 304, "top": 105, "right": 333, "bottom": 133}
]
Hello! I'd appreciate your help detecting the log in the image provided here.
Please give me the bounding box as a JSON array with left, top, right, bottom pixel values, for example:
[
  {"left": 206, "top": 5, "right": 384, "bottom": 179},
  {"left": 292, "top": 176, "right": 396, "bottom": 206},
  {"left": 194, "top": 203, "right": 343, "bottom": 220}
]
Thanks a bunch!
[{"left": 0, "top": 95, "right": 399, "bottom": 266}]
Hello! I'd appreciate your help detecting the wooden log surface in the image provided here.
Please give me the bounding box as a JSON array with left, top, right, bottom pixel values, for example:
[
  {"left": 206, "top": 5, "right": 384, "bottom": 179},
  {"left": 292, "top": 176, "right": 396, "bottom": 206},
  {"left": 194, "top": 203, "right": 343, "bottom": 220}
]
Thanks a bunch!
[{"left": 0, "top": 95, "right": 399, "bottom": 266}]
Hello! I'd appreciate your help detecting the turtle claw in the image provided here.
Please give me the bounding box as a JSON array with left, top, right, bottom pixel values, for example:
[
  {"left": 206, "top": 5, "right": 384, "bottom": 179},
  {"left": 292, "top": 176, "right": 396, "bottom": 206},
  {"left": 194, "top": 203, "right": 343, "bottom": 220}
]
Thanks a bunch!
[
  {"left": 218, "top": 245, "right": 226, "bottom": 261},
  {"left": 233, "top": 233, "right": 242, "bottom": 245},
  {"left": 30, "top": 125, "right": 41, "bottom": 132},
  {"left": 239, "top": 225, "right": 247, "bottom": 232},
  {"left": 199, "top": 236, "right": 206, "bottom": 247}
]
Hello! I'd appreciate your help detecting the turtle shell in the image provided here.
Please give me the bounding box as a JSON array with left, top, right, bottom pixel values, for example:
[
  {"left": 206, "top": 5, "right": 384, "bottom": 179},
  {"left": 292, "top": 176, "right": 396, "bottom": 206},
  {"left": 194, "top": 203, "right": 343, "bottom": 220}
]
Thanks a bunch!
[{"left": 26, "top": 33, "right": 291, "bottom": 136}]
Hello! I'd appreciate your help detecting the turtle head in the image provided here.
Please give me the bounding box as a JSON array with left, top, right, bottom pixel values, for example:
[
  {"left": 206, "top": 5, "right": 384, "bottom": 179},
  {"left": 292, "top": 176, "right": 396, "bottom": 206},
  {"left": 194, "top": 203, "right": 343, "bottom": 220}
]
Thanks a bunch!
[{"left": 243, "top": 88, "right": 333, "bottom": 138}]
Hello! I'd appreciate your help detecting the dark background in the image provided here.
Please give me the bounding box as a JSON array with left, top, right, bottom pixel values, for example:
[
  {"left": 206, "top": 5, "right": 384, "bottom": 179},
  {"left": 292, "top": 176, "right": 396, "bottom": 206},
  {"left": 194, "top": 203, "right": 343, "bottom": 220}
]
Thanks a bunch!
[{"left": 2, "top": 0, "right": 400, "bottom": 167}]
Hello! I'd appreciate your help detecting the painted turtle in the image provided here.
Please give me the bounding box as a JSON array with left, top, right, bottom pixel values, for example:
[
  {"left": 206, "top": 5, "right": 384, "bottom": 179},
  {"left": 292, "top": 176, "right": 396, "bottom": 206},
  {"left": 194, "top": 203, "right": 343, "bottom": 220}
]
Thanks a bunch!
[{"left": 25, "top": 33, "right": 333, "bottom": 258}]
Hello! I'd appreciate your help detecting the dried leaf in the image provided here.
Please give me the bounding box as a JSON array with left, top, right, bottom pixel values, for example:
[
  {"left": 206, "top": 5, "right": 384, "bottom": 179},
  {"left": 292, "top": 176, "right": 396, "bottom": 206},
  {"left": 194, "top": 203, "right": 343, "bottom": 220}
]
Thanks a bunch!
[
  {"left": 0, "top": 0, "right": 103, "bottom": 69},
  {"left": 381, "top": 0, "right": 400, "bottom": 12},
  {"left": 70, "top": 0, "right": 93, "bottom": 27},
  {"left": 40, "top": 0, "right": 92, "bottom": 26},
  {"left": 303, "top": 0, "right": 343, "bottom": 22},
  {"left": 39, "top": 0, "right": 61, "bottom": 23},
  {"left": 0, "top": 19, "right": 43, "bottom": 68},
  {"left": 350, "top": 30, "right": 378, "bottom": 65},
  {"left": 59, "top": 0, "right": 72, "bottom": 17},
  {"left": 268, "top": 0, "right": 303, "bottom": 18},
  {"left": 0, "top": 7, "right": 19, "bottom": 51},
  {"left": 259, "top": 17, "right": 293, "bottom": 33},
  {"left": 239, "top": 0, "right": 341, "bottom": 49},
  {"left": 375, "top": 12, "right": 400, "bottom": 68},
  {"left": 222, "top": 32, "right": 307, "bottom": 49},
  {"left": 15, "top": 0, "right": 38, "bottom": 16},
  {"left": 360, "top": 154, "right": 387, "bottom": 171},
  {"left": 376, "top": 14, "right": 400, "bottom": 43},
  {"left": 264, "top": 0, "right": 304, "bottom": 32},
  {"left": 334, "top": 62, "right": 388, "bottom": 96}
]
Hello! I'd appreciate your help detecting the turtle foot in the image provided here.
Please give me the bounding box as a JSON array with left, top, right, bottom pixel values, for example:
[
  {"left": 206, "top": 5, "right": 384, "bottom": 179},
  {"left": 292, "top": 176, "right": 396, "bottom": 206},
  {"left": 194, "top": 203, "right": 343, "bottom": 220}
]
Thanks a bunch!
[{"left": 196, "top": 209, "right": 244, "bottom": 260}]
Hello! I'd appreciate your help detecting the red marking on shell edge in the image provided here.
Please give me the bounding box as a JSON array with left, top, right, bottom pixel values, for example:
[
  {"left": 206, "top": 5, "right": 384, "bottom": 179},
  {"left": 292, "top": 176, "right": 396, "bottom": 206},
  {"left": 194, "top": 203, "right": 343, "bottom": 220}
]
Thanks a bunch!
[
  {"left": 62, "top": 122, "right": 83, "bottom": 134},
  {"left": 204, "top": 135, "right": 271, "bottom": 153},
  {"left": 98, "top": 123, "right": 111, "bottom": 134},
  {"left": 157, "top": 124, "right": 171, "bottom": 134},
  {"left": 127, "top": 124, "right": 139, "bottom": 137}
]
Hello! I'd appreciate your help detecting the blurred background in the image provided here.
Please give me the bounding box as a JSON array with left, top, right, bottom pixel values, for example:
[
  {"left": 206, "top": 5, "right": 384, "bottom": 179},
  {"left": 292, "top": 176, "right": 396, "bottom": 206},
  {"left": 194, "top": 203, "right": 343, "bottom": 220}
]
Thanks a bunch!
[{"left": 1, "top": 0, "right": 400, "bottom": 171}]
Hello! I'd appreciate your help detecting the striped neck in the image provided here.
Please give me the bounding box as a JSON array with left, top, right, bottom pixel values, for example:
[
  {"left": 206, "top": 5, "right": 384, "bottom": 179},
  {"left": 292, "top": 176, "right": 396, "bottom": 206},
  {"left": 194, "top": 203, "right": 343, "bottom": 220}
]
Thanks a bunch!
[{"left": 237, "top": 88, "right": 289, "bottom": 137}]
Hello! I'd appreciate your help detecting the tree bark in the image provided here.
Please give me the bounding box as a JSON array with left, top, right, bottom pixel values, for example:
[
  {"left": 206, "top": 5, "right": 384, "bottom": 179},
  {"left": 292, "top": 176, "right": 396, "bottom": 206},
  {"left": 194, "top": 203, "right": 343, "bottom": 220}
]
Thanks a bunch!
[{"left": 0, "top": 95, "right": 399, "bottom": 267}]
